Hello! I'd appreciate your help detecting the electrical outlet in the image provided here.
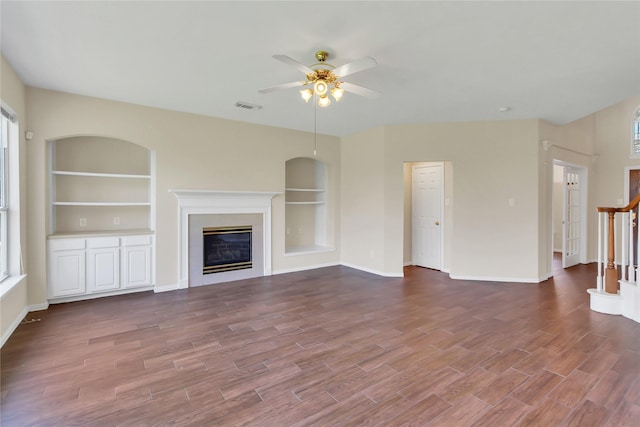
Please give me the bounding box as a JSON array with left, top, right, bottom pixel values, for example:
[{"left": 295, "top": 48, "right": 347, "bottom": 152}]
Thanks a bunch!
[
  {"left": 79, "top": 218, "right": 87, "bottom": 227},
  {"left": 113, "top": 217, "right": 120, "bottom": 225}
]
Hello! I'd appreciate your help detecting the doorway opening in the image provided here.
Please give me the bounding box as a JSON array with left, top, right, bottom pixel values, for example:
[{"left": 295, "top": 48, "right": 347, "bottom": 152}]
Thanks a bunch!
[
  {"left": 404, "top": 161, "right": 451, "bottom": 272},
  {"left": 552, "top": 161, "right": 588, "bottom": 270},
  {"left": 624, "top": 166, "right": 640, "bottom": 267}
]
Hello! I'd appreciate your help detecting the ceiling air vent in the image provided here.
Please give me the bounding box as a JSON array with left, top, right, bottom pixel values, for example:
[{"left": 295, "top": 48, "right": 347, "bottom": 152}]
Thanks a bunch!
[{"left": 234, "top": 101, "right": 262, "bottom": 110}]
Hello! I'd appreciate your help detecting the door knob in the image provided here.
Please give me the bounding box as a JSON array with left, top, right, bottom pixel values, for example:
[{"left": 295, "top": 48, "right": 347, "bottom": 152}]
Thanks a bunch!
[{"left": 435, "top": 221, "right": 440, "bottom": 226}]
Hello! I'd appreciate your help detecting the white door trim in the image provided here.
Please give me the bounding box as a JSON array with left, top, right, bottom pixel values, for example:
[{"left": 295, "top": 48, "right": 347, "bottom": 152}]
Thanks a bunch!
[{"left": 552, "top": 160, "right": 588, "bottom": 269}]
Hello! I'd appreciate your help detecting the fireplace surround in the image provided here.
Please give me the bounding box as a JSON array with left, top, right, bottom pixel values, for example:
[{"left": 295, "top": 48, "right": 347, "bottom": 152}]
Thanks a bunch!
[{"left": 170, "top": 190, "right": 280, "bottom": 288}]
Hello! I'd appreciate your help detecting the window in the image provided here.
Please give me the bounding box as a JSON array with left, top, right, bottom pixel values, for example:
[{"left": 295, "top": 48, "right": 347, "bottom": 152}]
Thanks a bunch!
[
  {"left": 633, "top": 107, "right": 640, "bottom": 157},
  {"left": 0, "top": 107, "right": 16, "bottom": 281}
]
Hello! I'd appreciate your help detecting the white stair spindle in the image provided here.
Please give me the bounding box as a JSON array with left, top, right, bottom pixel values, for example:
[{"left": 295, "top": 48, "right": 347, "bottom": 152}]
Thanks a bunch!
[
  {"left": 597, "top": 211, "right": 603, "bottom": 292},
  {"left": 636, "top": 209, "right": 640, "bottom": 286},
  {"left": 620, "top": 213, "right": 629, "bottom": 280},
  {"left": 630, "top": 211, "right": 635, "bottom": 282},
  {"left": 603, "top": 211, "right": 608, "bottom": 291}
]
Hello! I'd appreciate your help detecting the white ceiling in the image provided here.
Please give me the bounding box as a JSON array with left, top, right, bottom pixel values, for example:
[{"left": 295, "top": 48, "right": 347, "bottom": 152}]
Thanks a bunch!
[{"left": 1, "top": 1, "right": 639, "bottom": 137}]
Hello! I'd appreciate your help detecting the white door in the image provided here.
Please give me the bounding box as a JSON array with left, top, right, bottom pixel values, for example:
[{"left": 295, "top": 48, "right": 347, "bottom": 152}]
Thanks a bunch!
[
  {"left": 412, "top": 163, "right": 443, "bottom": 270},
  {"left": 562, "top": 167, "right": 581, "bottom": 268}
]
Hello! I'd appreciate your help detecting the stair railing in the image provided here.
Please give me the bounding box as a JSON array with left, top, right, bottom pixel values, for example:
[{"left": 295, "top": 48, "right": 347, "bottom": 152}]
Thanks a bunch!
[{"left": 597, "top": 194, "right": 640, "bottom": 294}]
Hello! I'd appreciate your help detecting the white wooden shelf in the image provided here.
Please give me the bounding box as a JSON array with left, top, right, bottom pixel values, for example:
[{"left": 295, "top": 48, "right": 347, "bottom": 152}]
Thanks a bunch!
[
  {"left": 285, "top": 201, "right": 325, "bottom": 205},
  {"left": 285, "top": 245, "right": 335, "bottom": 256},
  {"left": 285, "top": 188, "right": 325, "bottom": 192},
  {"left": 53, "top": 202, "right": 151, "bottom": 206},
  {"left": 52, "top": 170, "right": 151, "bottom": 179}
]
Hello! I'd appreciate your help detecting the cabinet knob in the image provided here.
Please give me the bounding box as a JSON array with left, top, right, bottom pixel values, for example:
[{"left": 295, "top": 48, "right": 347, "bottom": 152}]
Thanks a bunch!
[{"left": 435, "top": 221, "right": 440, "bottom": 226}]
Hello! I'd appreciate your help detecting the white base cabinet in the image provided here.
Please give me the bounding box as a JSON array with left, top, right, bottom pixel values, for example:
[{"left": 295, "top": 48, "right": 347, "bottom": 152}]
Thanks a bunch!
[
  {"left": 49, "top": 239, "right": 87, "bottom": 297},
  {"left": 122, "top": 235, "right": 152, "bottom": 289},
  {"left": 87, "top": 237, "right": 120, "bottom": 293},
  {"left": 48, "top": 234, "right": 153, "bottom": 300}
]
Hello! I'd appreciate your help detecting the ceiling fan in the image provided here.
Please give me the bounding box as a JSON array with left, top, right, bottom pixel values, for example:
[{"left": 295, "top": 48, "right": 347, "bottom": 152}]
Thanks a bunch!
[{"left": 258, "top": 50, "right": 380, "bottom": 107}]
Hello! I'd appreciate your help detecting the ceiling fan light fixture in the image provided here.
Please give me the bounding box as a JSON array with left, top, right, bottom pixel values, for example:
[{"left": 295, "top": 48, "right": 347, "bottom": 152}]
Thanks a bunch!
[
  {"left": 318, "top": 95, "right": 331, "bottom": 108},
  {"left": 300, "top": 89, "right": 313, "bottom": 103},
  {"left": 314, "top": 80, "right": 328, "bottom": 96},
  {"left": 331, "top": 86, "right": 344, "bottom": 101}
]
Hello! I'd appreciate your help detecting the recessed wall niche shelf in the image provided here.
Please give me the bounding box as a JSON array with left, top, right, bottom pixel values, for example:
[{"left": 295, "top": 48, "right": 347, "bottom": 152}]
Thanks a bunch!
[
  {"left": 285, "top": 188, "right": 325, "bottom": 205},
  {"left": 284, "top": 157, "right": 332, "bottom": 254}
]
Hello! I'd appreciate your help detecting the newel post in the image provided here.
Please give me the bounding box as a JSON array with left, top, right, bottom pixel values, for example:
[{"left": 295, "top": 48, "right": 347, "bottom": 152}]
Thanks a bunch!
[{"left": 602, "top": 208, "right": 619, "bottom": 294}]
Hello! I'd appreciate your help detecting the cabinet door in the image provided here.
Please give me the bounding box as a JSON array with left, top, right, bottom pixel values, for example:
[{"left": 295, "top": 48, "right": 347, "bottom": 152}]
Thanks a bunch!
[
  {"left": 122, "top": 246, "right": 151, "bottom": 288},
  {"left": 49, "top": 250, "right": 86, "bottom": 297},
  {"left": 88, "top": 248, "right": 120, "bottom": 292}
]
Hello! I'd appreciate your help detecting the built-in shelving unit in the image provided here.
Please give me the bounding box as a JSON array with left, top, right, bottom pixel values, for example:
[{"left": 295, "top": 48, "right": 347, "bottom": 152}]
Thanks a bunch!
[
  {"left": 47, "top": 136, "right": 156, "bottom": 302},
  {"left": 49, "top": 136, "right": 155, "bottom": 234},
  {"left": 284, "top": 158, "right": 330, "bottom": 254}
]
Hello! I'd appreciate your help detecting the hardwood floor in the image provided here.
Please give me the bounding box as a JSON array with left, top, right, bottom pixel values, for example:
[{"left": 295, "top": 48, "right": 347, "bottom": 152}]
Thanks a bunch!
[{"left": 2, "top": 259, "right": 639, "bottom": 426}]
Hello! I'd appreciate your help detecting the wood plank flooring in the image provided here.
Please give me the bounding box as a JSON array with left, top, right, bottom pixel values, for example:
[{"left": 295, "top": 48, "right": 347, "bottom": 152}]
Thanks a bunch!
[{"left": 2, "top": 259, "right": 639, "bottom": 426}]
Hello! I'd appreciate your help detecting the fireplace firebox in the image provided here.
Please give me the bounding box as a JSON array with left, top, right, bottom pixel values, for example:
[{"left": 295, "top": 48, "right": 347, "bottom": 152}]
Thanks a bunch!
[{"left": 202, "top": 226, "right": 252, "bottom": 274}]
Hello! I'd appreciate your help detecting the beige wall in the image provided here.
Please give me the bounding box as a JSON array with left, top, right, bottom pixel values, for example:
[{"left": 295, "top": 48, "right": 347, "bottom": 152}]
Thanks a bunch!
[
  {"left": 25, "top": 88, "right": 341, "bottom": 306},
  {"left": 537, "top": 97, "right": 640, "bottom": 270},
  {"left": 592, "top": 97, "right": 640, "bottom": 262},
  {"left": 343, "top": 119, "right": 542, "bottom": 281},
  {"left": 4, "top": 44, "right": 639, "bottom": 346},
  {"left": 537, "top": 118, "right": 595, "bottom": 277},
  {"left": 1, "top": 55, "right": 28, "bottom": 341},
  {"left": 340, "top": 127, "right": 386, "bottom": 273},
  {"left": 593, "top": 97, "right": 640, "bottom": 207}
]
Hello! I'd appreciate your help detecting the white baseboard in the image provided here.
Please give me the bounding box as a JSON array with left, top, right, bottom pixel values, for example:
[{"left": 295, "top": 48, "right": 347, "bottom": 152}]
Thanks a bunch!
[
  {"left": 1, "top": 302, "right": 51, "bottom": 348},
  {"left": 272, "top": 262, "right": 340, "bottom": 276},
  {"left": 1, "top": 306, "right": 28, "bottom": 348},
  {"left": 29, "top": 302, "right": 49, "bottom": 311},
  {"left": 540, "top": 273, "right": 553, "bottom": 282},
  {"left": 340, "top": 262, "right": 404, "bottom": 278},
  {"left": 449, "top": 274, "right": 541, "bottom": 283},
  {"left": 49, "top": 286, "right": 154, "bottom": 304},
  {"left": 154, "top": 283, "right": 179, "bottom": 293}
]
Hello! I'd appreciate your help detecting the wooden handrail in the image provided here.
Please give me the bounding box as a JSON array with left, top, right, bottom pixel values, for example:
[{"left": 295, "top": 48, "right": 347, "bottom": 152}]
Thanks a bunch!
[
  {"left": 598, "top": 193, "right": 640, "bottom": 213},
  {"left": 596, "top": 194, "right": 640, "bottom": 294}
]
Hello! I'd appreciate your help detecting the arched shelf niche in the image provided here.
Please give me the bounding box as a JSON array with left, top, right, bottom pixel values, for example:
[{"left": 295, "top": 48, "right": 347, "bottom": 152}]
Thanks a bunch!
[
  {"left": 49, "top": 135, "right": 155, "bottom": 234},
  {"left": 284, "top": 157, "right": 329, "bottom": 254}
]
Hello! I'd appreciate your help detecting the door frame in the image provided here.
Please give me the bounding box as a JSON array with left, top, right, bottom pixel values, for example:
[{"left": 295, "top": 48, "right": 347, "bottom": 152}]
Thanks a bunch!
[
  {"left": 411, "top": 162, "right": 444, "bottom": 271},
  {"left": 551, "top": 160, "right": 588, "bottom": 270},
  {"left": 624, "top": 166, "right": 640, "bottom": 204},
  {"left": 624, "top": 166, "right": 640, "bottom": 268}
]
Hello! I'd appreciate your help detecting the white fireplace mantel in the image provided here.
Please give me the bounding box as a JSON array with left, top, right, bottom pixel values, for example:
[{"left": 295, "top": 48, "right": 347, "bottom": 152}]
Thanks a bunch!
[{"left": 170, "top": 189, "right": 281, "bottom": 288}]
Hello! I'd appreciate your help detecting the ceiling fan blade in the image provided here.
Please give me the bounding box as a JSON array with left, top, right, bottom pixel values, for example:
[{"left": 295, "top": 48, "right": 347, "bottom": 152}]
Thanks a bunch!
[
  {"left": 258, "top": 80, "right": 307, "bottom": 94},
  {"left": 273, "top": 54, "right": 314, "bottom": 75},
  {"left": 332, "top": 57, "right": 377, "bottom": 78},
  {"left": 340, "top": 81, "right": 381, "bottom": 99}
]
